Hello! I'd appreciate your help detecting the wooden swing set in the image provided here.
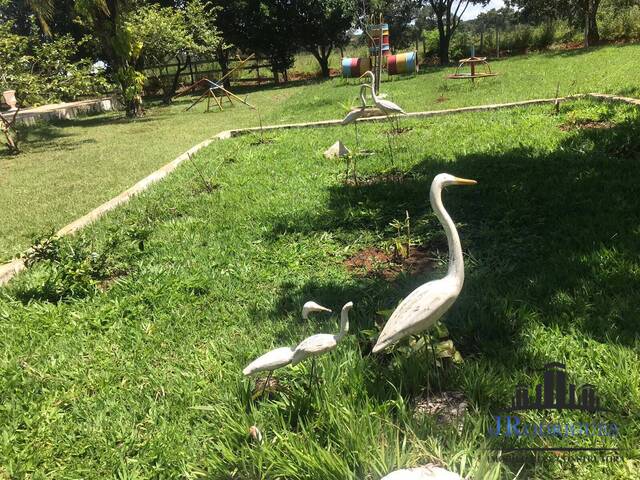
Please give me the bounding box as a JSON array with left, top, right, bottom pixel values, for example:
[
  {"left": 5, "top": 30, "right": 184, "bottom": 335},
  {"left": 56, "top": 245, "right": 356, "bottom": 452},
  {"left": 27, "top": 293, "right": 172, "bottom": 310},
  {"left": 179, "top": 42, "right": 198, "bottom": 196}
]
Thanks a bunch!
[{"left": 173, "top": 53, "right": 256, "bottom": 112}]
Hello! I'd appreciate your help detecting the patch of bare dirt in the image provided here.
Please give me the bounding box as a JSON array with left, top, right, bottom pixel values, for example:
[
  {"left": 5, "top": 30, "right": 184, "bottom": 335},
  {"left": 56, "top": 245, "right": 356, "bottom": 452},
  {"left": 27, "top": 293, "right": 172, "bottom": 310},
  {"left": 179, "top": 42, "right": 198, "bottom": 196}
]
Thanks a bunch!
[
  {"left": 98, "top": 274, "right": 126, "bottom": 292},
  {"left": 436, "top": 96, "right": 449, "bottom": 103},
  {"left": 551, "top": 41, "right": 586, "bottom": 51},
  {"left": 251, "top": 376, "right": 284, "bottom": 400},
  {"left": 287, "top": 68, "right": 341, "bottom": 82},
  {"left": 414, "top": 391, "right": 468, "bottom": 431},
  {"left": 344, "top": 244, "right": 437, "bottom": 280},
  {"left": 559, "top": 120, "right": 614, "bottom": 131}
]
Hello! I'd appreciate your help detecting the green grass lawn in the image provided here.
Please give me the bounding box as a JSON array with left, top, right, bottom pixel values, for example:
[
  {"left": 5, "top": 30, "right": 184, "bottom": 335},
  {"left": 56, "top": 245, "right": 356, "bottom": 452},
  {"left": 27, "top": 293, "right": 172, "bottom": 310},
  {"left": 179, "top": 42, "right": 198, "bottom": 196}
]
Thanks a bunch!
[
  {"left": 2, "top": 44, "right": 640, "bottom": 262},
  {"left": 1, "top": 99, "right": 639, "bottom": 478}
]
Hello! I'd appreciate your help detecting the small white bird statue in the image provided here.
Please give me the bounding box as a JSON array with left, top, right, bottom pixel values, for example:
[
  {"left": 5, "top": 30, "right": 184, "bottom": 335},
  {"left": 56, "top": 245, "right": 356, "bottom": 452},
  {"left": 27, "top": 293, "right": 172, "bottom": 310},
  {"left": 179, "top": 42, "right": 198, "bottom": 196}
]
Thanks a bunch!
[
  {"left": 358, "top": 70, "right": 406, "bottom": 164},
  {"left": 341, "top": 84, "right": 370, "bottom": 149},
  {"left": 381, "top": 465, "right": 463, "bottom": 480},
  {"left": 302, "top": 301, "right": 332, "bottom": 320},
  {"left": 372, "top": 173, "right": 476, "bottom": 353},
  {"left": 291, "top": 301, "right": 354, "bottom": 384},
  {"left": 243, "top": 301, "right": 332, "bottom": 397},
  {"left": 359, "top": 71, "right": 406, "bottom": 117},
  {"left": 243, "top": 346, "right": 295, "bottom": 376}
]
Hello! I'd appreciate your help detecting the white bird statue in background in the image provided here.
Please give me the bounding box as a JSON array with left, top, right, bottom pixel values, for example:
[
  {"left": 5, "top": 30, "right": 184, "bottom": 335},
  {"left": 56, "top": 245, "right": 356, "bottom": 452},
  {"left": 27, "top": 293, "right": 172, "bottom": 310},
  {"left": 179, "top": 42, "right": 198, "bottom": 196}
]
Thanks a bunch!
[
  {"left": 358, "top": 70, "right": 406, "bottom": 165},
  {"left": 372, "top": 173, "right": 476, "bottom": 353},
  {"left": 381, "top": 464, "right": 464, "bottom": 480},
  {"left": 359, "top": 70, "right": 406, "bottom": 117},
  {"left": 341, "top": 84, "right": 370, "bottom": 149},
  {"left": 291, "top": 301, "right": 354, "bottom": 385},
  {"left": 302, "top": 301, "right": 332, "bottom": 320}
]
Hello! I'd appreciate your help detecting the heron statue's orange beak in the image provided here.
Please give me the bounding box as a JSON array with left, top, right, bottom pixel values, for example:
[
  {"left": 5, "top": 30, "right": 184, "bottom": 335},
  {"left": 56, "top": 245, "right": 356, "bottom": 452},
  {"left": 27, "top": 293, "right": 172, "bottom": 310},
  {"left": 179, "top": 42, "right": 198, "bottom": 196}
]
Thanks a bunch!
[{"left": 453, "top": 177, "right": 477, "bottom": 185}]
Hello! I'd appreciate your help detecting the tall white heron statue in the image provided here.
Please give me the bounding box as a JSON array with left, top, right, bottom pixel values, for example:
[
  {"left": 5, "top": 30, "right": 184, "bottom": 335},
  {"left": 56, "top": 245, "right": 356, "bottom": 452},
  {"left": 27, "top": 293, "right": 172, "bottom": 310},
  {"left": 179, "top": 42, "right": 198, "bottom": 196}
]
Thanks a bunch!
[
  {"left": 381, "top": 464, "right": 463, "bottom": 480},
  {"left": 243, "top": 301, "right": 332, "bottom": 397},
  {"left": 291, "top": 301, "right": 354, "bottom": 385},
  {"left": 372, "top": 173, "right": 476, "bottom": 353}
]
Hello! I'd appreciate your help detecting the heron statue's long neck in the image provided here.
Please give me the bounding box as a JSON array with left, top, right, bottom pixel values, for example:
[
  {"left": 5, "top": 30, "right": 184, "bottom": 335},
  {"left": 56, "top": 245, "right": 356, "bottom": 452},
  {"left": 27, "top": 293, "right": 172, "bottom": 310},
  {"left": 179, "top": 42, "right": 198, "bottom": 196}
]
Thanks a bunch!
[
  {"left": 430, "top": 182, "right": 464, "bottom": 286},
  {"left": 336, "top": 307, "right": 350, "bottom": 340},
  {"left": 368, "top": 73, "right": 376, "bottom": 96},
  {"left": 359, "top": 85, "right": 367, "bottom": 108}
]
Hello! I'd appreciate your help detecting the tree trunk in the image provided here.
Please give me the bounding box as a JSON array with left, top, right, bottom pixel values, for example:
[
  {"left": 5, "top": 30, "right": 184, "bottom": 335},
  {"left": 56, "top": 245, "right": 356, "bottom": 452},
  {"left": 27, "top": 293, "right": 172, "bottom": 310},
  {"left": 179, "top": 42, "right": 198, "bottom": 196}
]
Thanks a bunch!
[
  {"left": 166, "top": 55, "right": 189, "bottom": 104},
  {"left": 438, "top": 34, "right": 450, "bottom": 65},
  {"left": 435, "top": 18, "right": 449, "bottom": 65},
  {"left": 588, "top": 2, "right": 600, "bottom": 44},
  {"left": 312, "top": 47, "right": 331, "bottom": 79},
  {"left": 318, "top": 55, "right": 330, "bottom": 78}
]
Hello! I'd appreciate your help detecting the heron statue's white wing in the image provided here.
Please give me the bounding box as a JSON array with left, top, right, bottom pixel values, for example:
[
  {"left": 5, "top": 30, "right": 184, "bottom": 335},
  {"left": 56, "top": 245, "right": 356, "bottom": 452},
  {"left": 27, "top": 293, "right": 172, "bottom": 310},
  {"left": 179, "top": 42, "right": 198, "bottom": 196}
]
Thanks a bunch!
[
  {"left": 341, "top": 108, "right": 364, "bottom": 125},
  {"left": 291, "top": 333, "right": 337, "bottom": 365},
  {"left": 243, "top": 347, "right": 295, "bottom": 375},
  {"left": 377, "top": 98, "right": 407, "bottom": 116},
  {"left": 372, "top": 277, "right": 459, "bottom": 353}
]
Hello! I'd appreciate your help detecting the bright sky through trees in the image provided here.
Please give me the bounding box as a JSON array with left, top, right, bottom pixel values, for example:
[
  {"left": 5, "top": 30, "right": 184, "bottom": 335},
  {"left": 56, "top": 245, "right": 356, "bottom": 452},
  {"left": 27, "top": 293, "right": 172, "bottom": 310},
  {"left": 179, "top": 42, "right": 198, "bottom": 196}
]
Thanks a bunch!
[{"left": 462, "top": 0, "right": 505, "bottom": 20}]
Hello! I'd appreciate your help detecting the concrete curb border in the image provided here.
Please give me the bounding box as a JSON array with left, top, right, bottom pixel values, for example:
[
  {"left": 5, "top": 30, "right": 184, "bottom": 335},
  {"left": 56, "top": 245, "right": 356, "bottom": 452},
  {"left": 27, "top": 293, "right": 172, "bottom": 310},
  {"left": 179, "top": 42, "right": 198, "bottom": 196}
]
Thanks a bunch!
[{"left": 1, "top": 92, "right": 638, "bottom": 286}]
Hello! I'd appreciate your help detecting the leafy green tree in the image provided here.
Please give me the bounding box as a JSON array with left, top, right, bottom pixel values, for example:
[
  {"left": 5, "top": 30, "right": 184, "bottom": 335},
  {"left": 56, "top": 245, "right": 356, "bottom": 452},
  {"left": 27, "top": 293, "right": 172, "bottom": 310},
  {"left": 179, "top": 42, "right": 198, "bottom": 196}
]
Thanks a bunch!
[
  {"left": 0, "top": 17, "right": 110, "bottom": 106},
  {"left": 361, "top": 0, "right": 422, "bottom": 50},
  {"left": 74, "top": 0, "right": 146, "bottom": 116},
  {"left": 413, "top": 5, "right": 437, "bottom": 55},
  {"left": 293, "top": 0, "right": 356, "bottom": 78},
  {"left": 508, "top": 0, "right": 602, "bottom": 45},
  {"left": 24, "top": 0, "right": 54, "bottom": 34},
  {"left": 427, "top": 0, "right": 489, "bottom": 64},
  {"left": 129, "top": 0, "right": 222, "bottom": 101},
  {"left": 211, "top": 0, "right": 296, "bottom": 83},
  {"left": 253, "top": 0, "right": 298, "bottom": 82}
]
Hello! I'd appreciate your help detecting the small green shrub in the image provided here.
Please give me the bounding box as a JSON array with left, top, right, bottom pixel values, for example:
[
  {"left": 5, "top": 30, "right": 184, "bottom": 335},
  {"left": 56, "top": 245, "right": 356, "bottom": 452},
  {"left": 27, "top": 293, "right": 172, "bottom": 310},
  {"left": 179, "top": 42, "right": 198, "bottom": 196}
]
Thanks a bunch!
[
  {"left": 15, "top": 223, "right": 150, "bottom": 303},
  {"left": 532, "top": 22, "right": 556, "bottom": 50},
  {"left": 0, "top": 20, "right": 112, "bottom": 107}
]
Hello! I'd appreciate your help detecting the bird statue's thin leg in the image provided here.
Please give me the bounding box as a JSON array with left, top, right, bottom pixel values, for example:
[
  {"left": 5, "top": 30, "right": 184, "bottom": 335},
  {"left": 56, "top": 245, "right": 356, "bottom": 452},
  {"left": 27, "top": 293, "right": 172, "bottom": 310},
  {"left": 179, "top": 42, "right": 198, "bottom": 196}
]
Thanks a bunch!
[
  {"left": 261, "top": 371, "right": 273, "bottom": 398},
  {"left": 430, "top": 340, "right": 441, "bottom": 393},
  {"left": 384, "top": 114, "right": 395, "bottom": 166},
  {"left": 354, "top": 122, "right": 359, "bottom": 151},
  {"left": 308, "top": 358, "right": 316, "bottom": 391},
  {"left": 422, "top": 334, "right": 431, "bottom": 394},
  {"left": 352, "top": 155, "right": 358, "bottom": 185}
]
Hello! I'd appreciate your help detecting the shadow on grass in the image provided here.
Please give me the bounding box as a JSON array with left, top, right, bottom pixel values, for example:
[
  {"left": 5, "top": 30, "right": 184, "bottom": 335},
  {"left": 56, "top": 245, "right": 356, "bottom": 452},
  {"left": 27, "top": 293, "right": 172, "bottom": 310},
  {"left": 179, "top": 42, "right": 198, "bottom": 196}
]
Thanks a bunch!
[{"left": 260, "top": 113, "right": 640, "bottom": 390}]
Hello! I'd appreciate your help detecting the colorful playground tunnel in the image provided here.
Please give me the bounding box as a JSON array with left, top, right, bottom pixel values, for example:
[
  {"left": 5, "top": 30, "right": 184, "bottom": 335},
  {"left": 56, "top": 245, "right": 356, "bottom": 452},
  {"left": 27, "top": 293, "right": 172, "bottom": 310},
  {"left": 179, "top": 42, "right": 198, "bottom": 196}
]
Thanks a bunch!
[
  {"left": 341, "top": 57, "right": 372, "bottom": 78},
  {"left": 387, "top": 51, "right": 418, "bottom": 75},
  {"left": 342, "top": 52, "right": 418, "bottom": 78},
  {"left": 342, "top": 23, "right": 418, "bottom": 78}
]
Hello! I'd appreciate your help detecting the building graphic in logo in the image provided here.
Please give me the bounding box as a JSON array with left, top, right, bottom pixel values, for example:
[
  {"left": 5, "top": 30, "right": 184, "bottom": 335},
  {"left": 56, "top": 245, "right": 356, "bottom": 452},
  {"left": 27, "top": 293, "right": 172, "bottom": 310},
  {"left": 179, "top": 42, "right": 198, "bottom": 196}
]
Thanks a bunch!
[
  {"left": 487, "top": 362, "right": 621, "bottom": 456},
  {"left": 508, "top": 362, "right": 602, "bottom": 413}
]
